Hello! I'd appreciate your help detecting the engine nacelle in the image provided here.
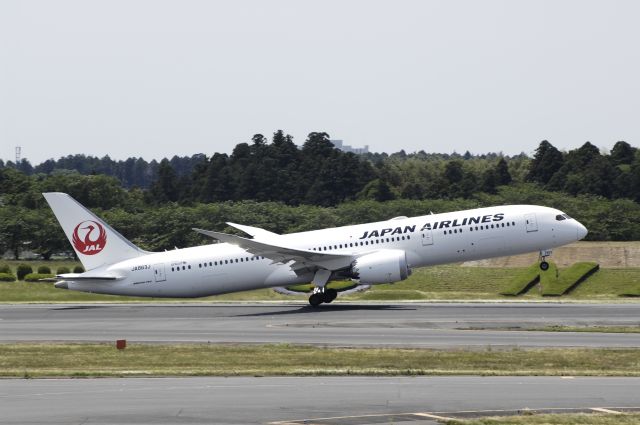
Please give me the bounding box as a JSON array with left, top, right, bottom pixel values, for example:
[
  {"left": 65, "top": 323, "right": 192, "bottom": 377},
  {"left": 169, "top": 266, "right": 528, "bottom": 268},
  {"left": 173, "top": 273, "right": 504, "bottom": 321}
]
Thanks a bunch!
[{"left": 351, "top": 249, "right": 410, "bottom": 284}]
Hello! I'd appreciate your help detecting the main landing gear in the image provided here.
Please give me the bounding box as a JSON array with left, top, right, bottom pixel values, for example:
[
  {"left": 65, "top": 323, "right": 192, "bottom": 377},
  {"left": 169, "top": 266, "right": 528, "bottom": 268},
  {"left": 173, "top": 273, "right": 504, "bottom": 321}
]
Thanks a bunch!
[
  {"left": 308, "top": 287, "right": 338, "bottom": 307},
  {"left": 539, "top": 249, "right": 553, "bottom": 271},
  {"left": 308, "top": 269, "right": 337, "bottom": 307}
]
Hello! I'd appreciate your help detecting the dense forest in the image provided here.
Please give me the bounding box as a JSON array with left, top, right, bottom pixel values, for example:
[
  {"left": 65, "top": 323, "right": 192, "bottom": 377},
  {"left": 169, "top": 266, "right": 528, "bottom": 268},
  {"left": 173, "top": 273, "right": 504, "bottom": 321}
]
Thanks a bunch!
[{"left": 1, "top": 131, "right": 639, "bottom": 259}]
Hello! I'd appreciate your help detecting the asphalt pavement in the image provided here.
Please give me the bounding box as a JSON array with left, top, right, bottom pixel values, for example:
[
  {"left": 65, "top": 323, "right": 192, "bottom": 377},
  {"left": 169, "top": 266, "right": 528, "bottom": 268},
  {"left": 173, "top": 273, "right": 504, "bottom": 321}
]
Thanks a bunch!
[
  {"left": 1, "top": 302, "right": 640, "bottom": 348},
  {"left": 2, "top": 376, "right": 639, "bottom": 424}
]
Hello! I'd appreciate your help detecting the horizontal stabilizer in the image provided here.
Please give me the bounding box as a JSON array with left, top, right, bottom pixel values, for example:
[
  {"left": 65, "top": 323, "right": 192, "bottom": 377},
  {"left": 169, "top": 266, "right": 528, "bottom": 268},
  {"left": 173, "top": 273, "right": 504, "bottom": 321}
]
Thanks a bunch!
[{"left": 55, "top": 273, "right": 120, "bottom": 281}]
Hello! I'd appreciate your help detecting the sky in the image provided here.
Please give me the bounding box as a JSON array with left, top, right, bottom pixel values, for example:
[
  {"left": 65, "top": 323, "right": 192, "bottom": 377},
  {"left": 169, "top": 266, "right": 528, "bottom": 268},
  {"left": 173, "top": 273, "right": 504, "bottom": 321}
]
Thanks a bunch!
[{"left": 1, "top": 0, "right": 639, "bottom": 164}]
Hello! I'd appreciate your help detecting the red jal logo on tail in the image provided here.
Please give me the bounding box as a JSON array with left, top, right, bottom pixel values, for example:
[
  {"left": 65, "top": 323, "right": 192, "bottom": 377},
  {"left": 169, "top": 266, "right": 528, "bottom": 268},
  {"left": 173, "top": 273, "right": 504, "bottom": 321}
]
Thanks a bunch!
[{"left": 72, "top": 221, "right": 107, "bottom": 255}]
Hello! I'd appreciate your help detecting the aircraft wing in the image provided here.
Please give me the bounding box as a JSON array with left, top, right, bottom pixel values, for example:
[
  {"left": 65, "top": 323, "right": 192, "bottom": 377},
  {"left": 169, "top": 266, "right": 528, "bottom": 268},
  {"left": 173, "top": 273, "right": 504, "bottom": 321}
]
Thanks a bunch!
[
  {"left": 193, "top": 228, "right": 353, "bottom": 272},
  {"left": 226, "top": 222, "right": 279, "bottom": 239}
]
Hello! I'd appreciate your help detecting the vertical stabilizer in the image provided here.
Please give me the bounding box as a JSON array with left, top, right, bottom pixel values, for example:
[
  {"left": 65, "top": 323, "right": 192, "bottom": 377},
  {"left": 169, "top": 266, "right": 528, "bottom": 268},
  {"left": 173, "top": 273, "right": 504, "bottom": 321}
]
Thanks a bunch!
[{"left": 43, "top": 192, "right": 148, "bottom": 270}]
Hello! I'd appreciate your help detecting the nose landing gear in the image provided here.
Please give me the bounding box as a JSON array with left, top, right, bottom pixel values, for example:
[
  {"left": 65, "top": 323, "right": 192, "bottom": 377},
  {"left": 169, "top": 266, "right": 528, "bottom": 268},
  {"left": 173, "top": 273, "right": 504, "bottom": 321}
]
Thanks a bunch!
[{"left": 539, "top": 249, "right": 553, "bottom": 271}]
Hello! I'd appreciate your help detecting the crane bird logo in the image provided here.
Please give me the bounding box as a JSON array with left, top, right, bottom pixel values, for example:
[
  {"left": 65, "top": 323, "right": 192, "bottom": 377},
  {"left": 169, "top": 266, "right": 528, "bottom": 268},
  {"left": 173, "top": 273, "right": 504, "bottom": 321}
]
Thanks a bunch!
[{"left": 72, "top": 221, "right": 107, "bottom": 255}]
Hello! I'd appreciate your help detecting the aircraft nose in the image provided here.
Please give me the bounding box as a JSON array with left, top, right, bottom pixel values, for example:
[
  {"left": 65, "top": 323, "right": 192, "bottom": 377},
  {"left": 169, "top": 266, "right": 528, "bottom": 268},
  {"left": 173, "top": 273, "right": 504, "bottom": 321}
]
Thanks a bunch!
[{"left": 576, "top": 222, "right": 588, "bottom": 240}]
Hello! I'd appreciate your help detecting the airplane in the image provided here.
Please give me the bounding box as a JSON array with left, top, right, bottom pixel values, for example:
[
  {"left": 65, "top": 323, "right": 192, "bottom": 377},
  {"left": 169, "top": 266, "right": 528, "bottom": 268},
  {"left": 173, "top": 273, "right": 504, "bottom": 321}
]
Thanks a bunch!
[{"left": 43, "top": 192, "right": 588, "bottom": 306}]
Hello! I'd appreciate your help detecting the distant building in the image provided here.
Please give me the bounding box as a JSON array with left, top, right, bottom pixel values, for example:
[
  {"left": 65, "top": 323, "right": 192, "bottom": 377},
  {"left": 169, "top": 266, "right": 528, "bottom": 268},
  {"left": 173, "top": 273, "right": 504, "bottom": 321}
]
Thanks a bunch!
[{"left": 330, "top": 139, "right": 369, "bottom": 154}]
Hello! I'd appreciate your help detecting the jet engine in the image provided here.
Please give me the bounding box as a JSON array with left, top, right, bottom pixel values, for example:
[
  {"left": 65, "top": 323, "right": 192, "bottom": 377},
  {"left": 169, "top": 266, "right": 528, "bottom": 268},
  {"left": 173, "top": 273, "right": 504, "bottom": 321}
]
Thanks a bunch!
[{"left": 351, "top": 249, "right": 410, "bottom": 284}]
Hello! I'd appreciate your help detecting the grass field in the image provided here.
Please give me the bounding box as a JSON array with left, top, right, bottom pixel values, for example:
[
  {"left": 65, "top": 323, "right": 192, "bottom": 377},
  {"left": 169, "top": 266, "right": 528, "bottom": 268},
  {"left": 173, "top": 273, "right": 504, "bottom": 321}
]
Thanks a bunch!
[
  {"left": 539, "top": 262, "right": 599, "bottom": 296},
  {"left": 1, "top": 344, "right": 640, "bottom": 378},
  {"left": 1, "top": 260, "right": 640, "bottom": 302}
]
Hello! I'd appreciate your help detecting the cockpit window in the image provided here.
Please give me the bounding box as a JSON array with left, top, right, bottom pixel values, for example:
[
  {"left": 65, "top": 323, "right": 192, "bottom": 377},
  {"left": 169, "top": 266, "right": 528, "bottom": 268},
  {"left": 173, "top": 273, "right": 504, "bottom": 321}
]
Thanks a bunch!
[
  {"left": 563, "top": 214, "right": 572, "bottom": 219},
  {"left": 555, "top": 214, "right": 566, "bottom": 221}
]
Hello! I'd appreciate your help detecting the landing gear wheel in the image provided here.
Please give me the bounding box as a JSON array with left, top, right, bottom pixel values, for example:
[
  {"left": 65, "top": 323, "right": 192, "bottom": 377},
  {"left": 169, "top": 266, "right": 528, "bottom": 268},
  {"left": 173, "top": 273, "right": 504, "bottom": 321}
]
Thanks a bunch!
[
  {"left": 323, "top": 288, "right": 338, "bottom": 303},
  {"left": 309, "top": 293, "right": 323, "bottom": 307},
  {"left": 540, "top": 261, "right": 549, "bottom": 271}
]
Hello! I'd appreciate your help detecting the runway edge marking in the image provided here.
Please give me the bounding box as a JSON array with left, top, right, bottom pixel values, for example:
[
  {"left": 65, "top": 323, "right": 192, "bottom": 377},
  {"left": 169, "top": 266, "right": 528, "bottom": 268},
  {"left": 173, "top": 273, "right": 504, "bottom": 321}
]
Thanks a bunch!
[
  {"left": 591, "top": 407, "right": 624, "bottom": 414},
  {"left": 414, "top": 412, "right": 456, "bottom": 420}
]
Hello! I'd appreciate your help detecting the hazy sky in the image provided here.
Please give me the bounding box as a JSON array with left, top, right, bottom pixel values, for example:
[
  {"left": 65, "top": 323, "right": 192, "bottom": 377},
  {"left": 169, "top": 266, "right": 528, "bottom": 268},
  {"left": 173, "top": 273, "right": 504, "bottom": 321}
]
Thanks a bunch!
[{"left": 1, "top": 0, "right": 639, "bottom": 164}]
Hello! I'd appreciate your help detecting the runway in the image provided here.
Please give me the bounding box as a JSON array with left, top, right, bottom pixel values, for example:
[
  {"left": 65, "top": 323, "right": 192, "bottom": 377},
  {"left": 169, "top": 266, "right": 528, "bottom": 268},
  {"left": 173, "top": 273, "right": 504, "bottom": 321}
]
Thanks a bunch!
[
  {"left": 3, "top": 303, "right": 640, "bottom": 424},
  {"left": 1, "top": 302, "right": 640, "bottom": 347},
  {"left": 2, "top": 376, "right": 640, "bottom": 424}
]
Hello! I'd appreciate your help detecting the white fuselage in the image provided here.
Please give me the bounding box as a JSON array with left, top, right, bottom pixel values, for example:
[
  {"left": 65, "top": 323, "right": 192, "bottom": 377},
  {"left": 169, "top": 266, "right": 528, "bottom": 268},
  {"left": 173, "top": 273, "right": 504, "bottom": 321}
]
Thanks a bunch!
[{"left": 65, "top": 205, "right": 587, "bottom": 297}]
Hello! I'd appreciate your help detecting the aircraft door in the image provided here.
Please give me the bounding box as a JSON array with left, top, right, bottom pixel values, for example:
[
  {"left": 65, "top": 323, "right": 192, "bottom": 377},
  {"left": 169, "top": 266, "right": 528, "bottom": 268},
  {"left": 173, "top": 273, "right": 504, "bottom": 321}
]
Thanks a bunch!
[
  {"left": 153, "top": 264, "right": 166, "bottom": 282},
  {"left": 524, "top": 213, "right": 538, "bottom": 232},
  {"left": 421, "top": 229, "right": 434, "bottom": 246}
]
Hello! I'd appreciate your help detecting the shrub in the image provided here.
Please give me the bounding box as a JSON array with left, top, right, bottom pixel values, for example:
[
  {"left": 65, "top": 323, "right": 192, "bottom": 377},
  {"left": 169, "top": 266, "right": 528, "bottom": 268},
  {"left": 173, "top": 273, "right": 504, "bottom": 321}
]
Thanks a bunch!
[
  {"left": 16, "top": 264, "right": 33, "bottom": 281},
  {"left": 23, "top": 273, "right": 55, "bottom": 282},
  {"left": 499, "top": 263, "right": 540, "bottom": 296},
  {"left": 56, "top": 266, "right": 70, "bottom": 274},
  {"left": 0, "top": 264, "right": 12, "bottom": 274},
  {"left": 73, "top": 265, "right": 85, "bottom": 273},
  {"left": 37, "top": 265, "right": 52, "bottom": 274},
  {"left": 541, "top": 262, "right": 600, "bottom": 296},
  {"left": 0, "top": 273, "right": 16, "bottom": 282}
]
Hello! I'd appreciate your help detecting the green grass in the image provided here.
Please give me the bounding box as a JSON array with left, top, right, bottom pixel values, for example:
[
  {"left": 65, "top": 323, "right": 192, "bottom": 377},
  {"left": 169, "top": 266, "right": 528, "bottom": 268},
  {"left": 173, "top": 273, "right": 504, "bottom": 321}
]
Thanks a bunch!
[
  {"left": 345, "top": 264, "right": 522, "bottom": 301},
  {"left": 2, "top": 344, "right": 640, "bottom": 378},
  {"left": 568, "top": 268, "right": 640, "bottom": 299},
  {"left": 446, "top": 413, "right": 640, "bottom": 425},
  {"left": 499, "top": 264, "right": 540, "bottom": 296},
  {"left": 540, "top": 262, "right": 600, "bottom": 296},
  {"left": 1, "top": 261, "right": 640, "bottom": 302}
]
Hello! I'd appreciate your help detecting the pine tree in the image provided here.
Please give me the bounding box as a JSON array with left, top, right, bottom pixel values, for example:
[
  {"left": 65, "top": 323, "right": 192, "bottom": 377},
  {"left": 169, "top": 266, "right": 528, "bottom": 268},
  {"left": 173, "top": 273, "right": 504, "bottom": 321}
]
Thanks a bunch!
[
  {"left": 526, "top": 140, "right": 564, "bottom": 184},
  {"left": 610, "top": 141, "right": 635, "bottom": 165},
  {"left": 495, "top": 158, "right": 512, "bottom": 185},
  {"left": 150, "top": 159, "right": 178, "bottom": 203}
]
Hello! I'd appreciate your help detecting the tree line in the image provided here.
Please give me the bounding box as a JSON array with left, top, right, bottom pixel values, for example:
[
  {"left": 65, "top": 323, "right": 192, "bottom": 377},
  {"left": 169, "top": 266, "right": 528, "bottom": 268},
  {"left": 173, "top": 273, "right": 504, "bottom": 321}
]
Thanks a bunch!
[
  {"left": 1, "top": 132, "right": 639, "bottom": 259},
  {"left": 3, "top": 132, "right": 638, "bottom": 205}
]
